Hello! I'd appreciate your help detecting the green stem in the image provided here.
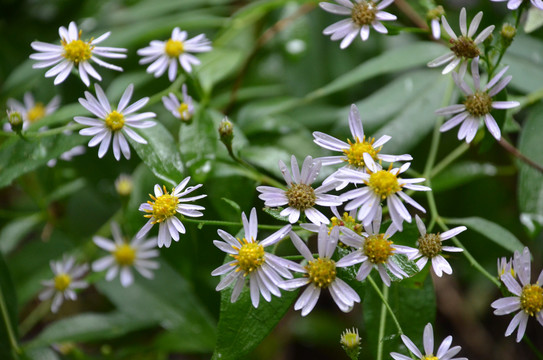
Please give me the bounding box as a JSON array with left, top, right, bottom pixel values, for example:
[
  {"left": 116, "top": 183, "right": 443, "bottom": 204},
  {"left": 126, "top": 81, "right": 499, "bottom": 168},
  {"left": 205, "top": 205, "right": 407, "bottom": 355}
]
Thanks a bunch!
[
  {"left": 0, "top": 282, "right": 20, "bottom": 355},
  {"left": 376, "top": 283, "right": 388, "bottom": 360},
  {"left": 180, "top": 217, "right": 301, "bottom": 231},
  {"left": 523, "top": 335, "right": 543, "bottom": 360},
  {"left": 430, "top": 142, "right": 470, "bottom": 179},
  {"left": 367, "top": 276, "right": 403, "bottom": 335},
  {"left": 19, "top": 299, "right": 51, "bottom": 338}
]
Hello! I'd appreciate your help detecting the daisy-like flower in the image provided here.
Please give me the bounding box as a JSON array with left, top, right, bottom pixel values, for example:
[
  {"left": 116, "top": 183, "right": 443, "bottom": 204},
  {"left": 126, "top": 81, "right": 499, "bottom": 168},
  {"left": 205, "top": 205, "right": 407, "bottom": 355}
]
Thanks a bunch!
[
  {"left": 5, "top": 92, "right": 60, "bottom": 130},
  {"left": 137, "top": 176, "right": 206, "bottom": 248},
  {"left": 336, "top": 208, "right": 416, "bottom": 286},
  {"left": 38, "top": 256, "right": 88, "bottom": 313},
  {"left": 30, "top": 21, "right": 126, "bottom": 86},
  {"left": 211, "top": 208, "right": 293, "bottom": 308},
  {"left": 402, "top": 215, "right": 466, "bottom": 277},
  {"left": 337, "top": 153, "right": 430, "bottom": 230},
  {"left": 47, "top": 145, "right": 86, "bottom": 167},
  {"left": 282, "top": 225, "right": 361, "bottom": 316},
  {"left": 319, "top": 0, "right": 397, "bottom": 49},
  {"left": 92, "top": 222, "right": 159, "bottom": 287},
  {"left": 137, "top": 27, "right": 212, "bottom": 81},
  {"left": 491, "top": 247, "right": 543, "bottom": 342},
  {"left": 436, "top": 58, "right": 519, "bottom": 143},
  {"left": 491, "top": 0, "right": 543, "bottom": 10},
  {"left": 427, "top": 8, "right": 494, "bottom": 75},
  {"left": 162, "top": 84, "right": 194, "bottom": 121},
  {"left": 313, "top": 104, "right": 412, "bottom": 190},
  {"left": 427, "top": 6, "right": 445, "bottom": 40},
  {"left": 498, "top": 256, "right": 515, "bottom": 280},
  {"left": 74, "top": 83, "right": 156, "bottom": 160},
  {"left": 256, "top": 155, "right": 342, "bottom": 225},
  {"left": 390, "top": 322, "right": 467, "bottom": 360}
]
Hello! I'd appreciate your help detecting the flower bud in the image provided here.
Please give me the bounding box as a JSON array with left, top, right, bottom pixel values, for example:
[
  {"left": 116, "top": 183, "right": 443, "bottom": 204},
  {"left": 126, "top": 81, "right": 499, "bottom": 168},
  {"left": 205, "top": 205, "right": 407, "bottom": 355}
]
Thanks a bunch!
[
  {"left": 500, "top": 23, "right": 516, "bottom": 48},
  {"left": 219, "top": 117, "right": 234, "bottom": 147},
  {"left": 7, "top": 109, "right": 23, "bottom": 132},
  {"left": 340, "top": 328, "right": 361, "bottom": 360},
  {"left": 115, "top": 174, "right": 133, "bottom": 197}
]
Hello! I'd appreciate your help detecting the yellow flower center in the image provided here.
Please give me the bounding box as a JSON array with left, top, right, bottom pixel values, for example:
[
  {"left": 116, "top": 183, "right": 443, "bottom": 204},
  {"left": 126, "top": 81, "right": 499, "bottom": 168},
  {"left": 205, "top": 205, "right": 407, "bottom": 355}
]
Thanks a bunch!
[
  {"left": 364, "top": 234, "right": 394, "bottom": 264},
  {"left": 343, "top": 137, "right": 380, "bottom": 168},
  {"left": 178, "top": 103, "right": 191, "bottom": 121},
  {"left": 165, "top": 39, "right": 184, "bottom": 58},
  {"left": 144, "top": 186, "right": 180, "bottom": 223},
  {"left": 464, "top": 91, "right": 493, "bottom": 117},
  {"left": 54, "top": 273, "right": 72, "bottom": 291},
  {"left": 305, "top": 257, "right": 336, "bottom": 288},
  {"left": 330, "top": 212, "right": 363, "bottom": 248},
  {"left": 450, "top": 36, "right": 480, "bottom": 59},
  {"left": 368, "top": 169, "right": 401, "bottom": 199},
  {"left": 340, "top": 329, "right": 361, "bottom": 348},
  {"left": 520, "top": 284, "right": 543, "bottom": 317},
  {"left": 351, "top": 1, "right": 378, "bottom": 26},
  {"left": 232, "top": 239, "right": 265, "bottom": 274},
  {"left": 422, "top": 356, "right": 439, "bottom": 360},
  {"left": 62, "top": 38, "right": 93, "bottom": 64},
  {"left": 27, "top": 103, "right": 46, "bottom": 123},
  {"left": 286, "top": 183, "right": 316, "bottom": 211},
  {"left": 113, "top": 244, "right": 136, "bottom": 266},
  {"left": 105, "top": 110, "right": 125, "bottom": 132},
  {"left": 417, "top": 233, "right": 442, "bottom": 259}
]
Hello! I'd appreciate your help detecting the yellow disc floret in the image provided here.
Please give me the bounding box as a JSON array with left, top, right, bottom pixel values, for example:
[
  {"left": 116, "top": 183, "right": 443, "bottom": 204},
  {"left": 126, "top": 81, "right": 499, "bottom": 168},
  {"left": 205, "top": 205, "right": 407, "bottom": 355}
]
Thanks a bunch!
[
  {"left": 520, "top": 284, "right": 543, "bottom": 317},
  {"left": 178, "top": 103, "right": 191, "bottom": 121},
  {"left": 105, "top": 110, "right": 125, "bottom": 132},
  {"left": 343, "top": 137, "right": 380, "bottom": 168},
  {"left": 286, "top": 183, "right": 316, "bottom": 210},
  {"left": 330, "top": 212, "right": 363, "bottom": 236},
  {"left": 62, "top": 32, "right": 93, "bottom": 64},
  {"left": 364, "top": 234, "right": 394, "bottom": 264},
  {"left": 368, "top": 168, "right": 401, "bottom": 199},
  {"left": 305, "top": 257, "right": 336, "bottom": 288},
  {"left": 144, "top": 186, "right": 179, "bottom": 223},
  {"left": 113, "top": 244, "right": 136, "bottom": 266},
  {"left": 54, "top": 273, "right": 72, "bottom": 291},
  {"left": 27, "top": 103, "right": 46, "bottom": 123},
  {"left": 232, "top": 239, "right": 265, "bottom": 274},
  {"left": 422, "top": 356, "right": 439, "bottom": 360},
  {"left": 165, "top": 39, "right": 184, "bottom": 58},
  {"left": 351, "top": 1, "right": 378, "bottom": 26},
  {"left": 417, "top": 233, "right": 442, "bottom": 259},
  {"left": 464, "top": 91, "right": 493, "bottom": 117}
]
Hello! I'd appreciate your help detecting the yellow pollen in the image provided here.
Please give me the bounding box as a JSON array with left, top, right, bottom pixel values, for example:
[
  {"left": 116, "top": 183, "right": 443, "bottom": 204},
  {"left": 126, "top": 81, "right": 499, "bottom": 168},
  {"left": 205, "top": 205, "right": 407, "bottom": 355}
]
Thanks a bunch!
[
  {"left": 417, "top": 233, "right": 442, "bottom": 259},
  {"left": 62, "top": 39, "right": 93, "bottom": 64},
  {"left": 330, "top": 212, "right": 363, "bottom": 236},
  {"left": 113, "top": 244, "right": 136, "bottom": 266},
  {"left": 351, "top": 1, "right": 378, "bottom": 26},
  {"left": 178, "top": 103, "right": 191, "bottom": 121},
  {"left": 165, "top": 39, "right": 184, "bottom": 58},
  {"left": 520, "top": 284, "right": 543, "bottom": 317},
  {"left": 450, "top": 36, "right": 480, "bottom": 59},
  {"left": 343, "top": 137, "right": 380, "bottom": 168},
  {"left": 340, "top": 328, "right": 361, "bottom": 349},
  {"left": 368, "top": 168, "right": 401, "bottom": 199},
  {"left": 232, "top": 239, "right": 265, "bottom": 274},
  {"left": 105, "top": 110, "right": 125, "bottom": 132},
  {"left": 54, "top": 273, "right": 72, "bottom": 291},
  {"left": 27, "top": 103, "right": 46, "bottom": 123},
  {"left": 422, "top": 356, "right": 439, "bottom": 360},
  {"left": 286, "top": 183, "right": 316, "bottom": 210},
  {"left": 305, "top": 257, "right": 336, "bottom": 288},
  {"left": 364, "top": 234, "right": 394, "bottom": 264},
  {"left": 144, "top": 186, "right": 179, "bottom": 223},
  {"left": 464, "top": 91, "right": 493, "bottom": 117}
]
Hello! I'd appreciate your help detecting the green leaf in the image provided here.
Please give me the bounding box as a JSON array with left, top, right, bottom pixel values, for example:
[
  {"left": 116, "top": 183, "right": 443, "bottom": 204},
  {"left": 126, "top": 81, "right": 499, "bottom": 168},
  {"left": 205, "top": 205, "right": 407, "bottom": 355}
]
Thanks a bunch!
[
  {"left": 432, "top": 161, "right": 499, "bottom": 192},
  {"left": 0, "top": 252, "right": 19, "bottom": 360},
  {"left": 198, "top": 48, "right": 245, "bottom": 94},
  {"left": 445, "top": 217, "right": 524, "bottom": 253},
  {"left": 0, "top": 214, "right": 43, "bottom": 255},
  {"left": 23, "top": 347, "right": 60, "bottom": 360},
  {"left": 504, "top": 36, "right": 543, "bottom": 93},
  {"left": 262, "top": 207, "right": 290, "bottom": 223}
]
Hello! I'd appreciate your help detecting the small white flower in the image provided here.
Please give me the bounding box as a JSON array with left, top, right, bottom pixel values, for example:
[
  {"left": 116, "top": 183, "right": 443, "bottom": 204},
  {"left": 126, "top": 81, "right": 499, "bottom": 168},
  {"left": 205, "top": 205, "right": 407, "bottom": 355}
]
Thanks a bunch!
[
  {"left": 491, "top": 247, "right": 543, "bottom": 343},
  {"left": 257, "top": 155, "right": 343, "bottom": 225},
  {"left": 30, "top": 21, "right": 126, "bottom": 86},
  {"left": 162, "top": 84, "right": 194, "bottom": 121},
  {"left": 211, "top": 208, "right": 293, "bottom": 308},
  {"left": 336, "top": 153, "right": 430, "bottom": 230},
  {"left": 74, "top": 83, "right": 156, "bottom": 160},
  {"left": 402, "top": 215, "right": 465, "bottom": 277},
  {"left": 436, "top": 57, "right": 520, "bottom": 143},
  {"left": 137, "top": 176, "right": 206, "bottom": 248},
  {"left": 491, "top": 0, "right": 543, "bottom": 10},
  {"left": 5, "top": 92, "right": 60, "bottom": 130},
  {"left": 320, "top": 0, "right": 397, "bottom": 49},
  {"left": 137, "top": 27, "right": 212, "bottom": 81},
  {"left": 313, "top": 104, "right": 412, "bottom": 190},
  {"left": 38, "top": 256, "right": 88, "bottom": 313},
  {"left": 390, "top": 322, "right": 467, "bottom": 360},
  {"left": 336, "top": 208, "right": 416, "bottom": 286},
  {"left": 47, "top": 145, "right": 86, "bottom": 167},
  {"left": 92, "top": 222, "right": 159, "bottom": 287},
  {"left": 427, "top": 8, "right": 494, "bottom": 75},
  {"left": 282, "top": 225, "right": 361, "bottom": 316}
]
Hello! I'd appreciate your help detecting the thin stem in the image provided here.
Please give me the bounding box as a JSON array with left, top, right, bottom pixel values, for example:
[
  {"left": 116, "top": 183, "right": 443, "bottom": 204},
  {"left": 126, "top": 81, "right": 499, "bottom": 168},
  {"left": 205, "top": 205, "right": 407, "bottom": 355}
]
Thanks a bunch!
[
  {"left": 0, "top": 283, "right": 20, "bottom": 355},
  {"left": 180, "top": 217, "right": 301, "bottom": 231},
  {"left": 523, "top": 335, "right": 543, "bottom": 360},
  {"left": 430, "top": 142, "right": 470, "bottom": 179},
  {"left": 376, "top": 283, "right": 388, "bottom": 360},
  {"left": 498, "top": 137, "right": 543, "bottom": 174},
  {"left": 19, "top": 299, "right": 51, "bottom": 338},
  {"left": 394, "top": 0, "right": 429, "bottom": 31},
  {"left": 367, "top": 276, "right": 403, "bottom": 335}
]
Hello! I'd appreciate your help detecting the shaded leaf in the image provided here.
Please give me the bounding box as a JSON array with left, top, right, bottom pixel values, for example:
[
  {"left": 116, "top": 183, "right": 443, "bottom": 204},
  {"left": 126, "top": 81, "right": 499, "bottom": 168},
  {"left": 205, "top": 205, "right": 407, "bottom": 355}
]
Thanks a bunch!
[{"left": 0, "top": 252, "right": 19, "bottom": 360}]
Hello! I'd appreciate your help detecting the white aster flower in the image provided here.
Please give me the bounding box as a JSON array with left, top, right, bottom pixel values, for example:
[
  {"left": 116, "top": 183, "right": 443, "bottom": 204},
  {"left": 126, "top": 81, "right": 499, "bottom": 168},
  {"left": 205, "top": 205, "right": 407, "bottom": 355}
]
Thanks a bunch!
[
  {"left": 320, "top": 0, "right": 397, "bottom": 49},
  {"left": 336, "top": 208, "right": 416, "bottom": 286},
  {"left": 211, "top": 208, "right": 294, "bottom": 308},
  {"left": 5, "top": 92, "right": 60, "bottom": 130},
  {"left": 137, "top": 27, "right": 212, "bottom": 81},
  {"left": 38, "top": 256, "right": 88, "bottom": 313},
  {"left": 256, "top": 155, "right": 343, "bottom": 225},
  {"left": 436, "top": 58, "right": 520, "bottom": 143},
  {"left": 74, "top": 83, "right": 156, "bottom": 160},
  {"left": 162, "top": 84, "right": 194, "bottom": 121},
  {"left": 401, "top": 215, "right": 466, "bottom": 277},
  {"left": 282, "top": 226, "right": 361, "bottom": 316},
  {"left": 92, "top": 222, "right": 159, "bottom": 287},
  {"left": 390, "top": 322, "right": 467, "bottom": 360},
  {"left": 137, "top": 176, "right": 206, "bottom": 248},
  {"left": 30, "top": 21, "right": 126, "bottom": 86},
  {"left": 427, "top": 8, "right": 494, "bottom": 75},
  {"left": 491, "top": 247, "right": 543, "bottom": 343},
  {"left": 313, "top": 104, "right": 412, "bottom": 190},
  {"left": 491, "top": 0, "right": 543, "bottom": 10},
  {"left": 47, "top": 145, "right": 86, "bottom": 167},
  {"left": 337, "top": 153, "right": 430, "bottom": 230}
]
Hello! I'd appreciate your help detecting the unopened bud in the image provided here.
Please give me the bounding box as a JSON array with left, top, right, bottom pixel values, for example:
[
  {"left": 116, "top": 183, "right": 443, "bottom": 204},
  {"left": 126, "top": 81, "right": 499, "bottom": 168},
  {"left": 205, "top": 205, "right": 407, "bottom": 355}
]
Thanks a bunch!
[
  {"left": 219, "top": 117, "right": 234, "bottom": 145},
  {"left": 500, "top": 23, "right": 516, "bottom": 48},
  {"left": 426, "top": 5, "right": 444, "bottom": 20},
  {"left": 340, "top": 328, "right": 361, "bottom": 360},
  {"left": 7, "top": 109, "right": 23, "bottom": 132},
  {"left": 115, "top": 174, "right": 133, "bottom": 197}
]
